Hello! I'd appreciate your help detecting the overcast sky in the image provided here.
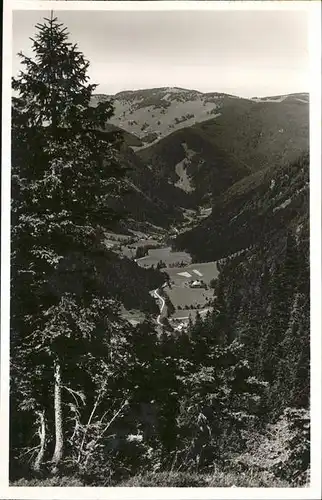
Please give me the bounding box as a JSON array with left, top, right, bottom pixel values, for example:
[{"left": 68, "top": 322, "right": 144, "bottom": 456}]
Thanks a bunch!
[{"left": 12, "top": 9, "right": 309, "bottom": 98}]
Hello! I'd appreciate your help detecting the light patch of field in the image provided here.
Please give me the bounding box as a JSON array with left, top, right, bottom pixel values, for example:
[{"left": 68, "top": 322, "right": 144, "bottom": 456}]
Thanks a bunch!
[
  {"left": 99, "top": 91, "right": 222, "bottom": 145},
  {"left": 201, "top": 207, "right": 212, "bottom": 217},
  {"left": 174, "top": 159, "right": 194, "bottom": 192},
  {"left": 166, "top": 261, "right": 218, "bottom": 284},
  {"left": 121, "top": 246, "right": 136, "bottom": 259},
  {"left": 251, "top": 95, "right": 288, "bottom": 103},
  {"left": 182, "top": 142, "right": 196, "bottom": 159},
  {"left": 177, "top": 271, "right": 192, "bottom": 278},
  {"left": 273, "top": 198, "right": 292, "bottom": 212},
  {"left": 164, "top": 261, "right": 218, "bottom": 313},
  {"left": 134, "top": 238, "right": 160, "bottom": 248},
  {"left": 174, "top": 142, "right": 195, "bottom": 192},
  {"left": 120, "top": 307, "right": 146, "bottom": 326},
  {"left": 193, "top": 269, "right": 203, "bottom": 277},
  {"left": 104, "top": 231, "right": 131, "bottom": 250},
  {"left": 295, "top": 98, "right": 309, "bottom": 104},
  {"left": 105, "top": 231, "right": 129, "bottom": 241}
]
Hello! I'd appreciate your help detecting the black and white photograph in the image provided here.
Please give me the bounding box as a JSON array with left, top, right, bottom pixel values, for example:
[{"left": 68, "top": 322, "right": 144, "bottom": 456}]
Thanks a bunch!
[{"left": 1, "top": 0, "right": 321, "bottom": 497}]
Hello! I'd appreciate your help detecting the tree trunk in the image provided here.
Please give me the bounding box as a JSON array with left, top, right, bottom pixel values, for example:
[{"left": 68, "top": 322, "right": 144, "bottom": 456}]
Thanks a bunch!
[
  {"left": 33, "top": 409, "right": 46, "bottom": 472},
  {"left": 52, "top": 361, "right": 64, "bottom": 470}
]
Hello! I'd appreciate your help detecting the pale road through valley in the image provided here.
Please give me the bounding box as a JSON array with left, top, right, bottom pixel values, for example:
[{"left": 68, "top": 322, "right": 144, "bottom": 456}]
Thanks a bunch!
[
  {"left": 152, "top": 288, "right": 166, "bottom": 326},
  {"left": 152, "top": 285, "right": 213, "bottom": 326}
]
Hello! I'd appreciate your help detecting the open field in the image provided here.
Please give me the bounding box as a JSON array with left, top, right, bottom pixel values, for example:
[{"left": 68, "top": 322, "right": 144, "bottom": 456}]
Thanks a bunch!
[
  {"left": 104, "top": 231, "right": 131, "bottom": 250},
  {"left": 166, "top": 261, "right": 218, "bottom": 284},
  {"left": 166, "top": 286, "right": 214, "bottom": 309},
  {"left": 164, "top": 260, "right": 218, "bottom": 320},
  {"left": 137, "top": 247, "right": 191, "bottom": 268},
  {"left": 135, "top": 248, "right": 218, "bottom": 325},
  {"left": 120, "top": 306, "right": 146, "bottom": 326}
]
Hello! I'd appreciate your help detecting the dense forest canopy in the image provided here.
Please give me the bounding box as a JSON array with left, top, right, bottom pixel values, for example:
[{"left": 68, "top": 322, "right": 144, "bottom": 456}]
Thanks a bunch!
[{"left": 10, "top": 15, "right": 310, "bottom": 488}]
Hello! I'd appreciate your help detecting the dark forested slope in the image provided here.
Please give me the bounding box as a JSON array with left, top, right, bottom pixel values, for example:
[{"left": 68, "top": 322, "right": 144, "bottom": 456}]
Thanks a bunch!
[
  {"left": 174, "top": 151, "right": 310, "bottom": 418},
  {"left": 97, "top": 129, "right": 187, "bottom": 228},
  {"left": 177, "top": 151, "right": 310, "bottom": 481},
  {"left": 97, "top": 249, "right": 166, "bottom": 313},
  {"left": 138, "top": 126, "right": 250, "bottom": 206},
  {"left": 194, "top": 95, "right": 309, "bottom": 173},
  {"left": 175, "top": 152, "right": 309, "bottom": 262},
  {"left": 212, "top": 215, "right": 309, "bottom": 416},
  {"left": 137, "top": 95, "right": 308, "bottom": 206},
  {"left": 183, "top": 206, "right": 310, "bottom": 483}
]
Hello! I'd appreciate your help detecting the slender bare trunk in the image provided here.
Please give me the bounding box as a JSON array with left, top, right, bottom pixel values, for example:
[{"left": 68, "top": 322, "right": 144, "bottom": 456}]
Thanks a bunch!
[
  {"left": 52, "top": 361, "right": 64, "bottom": 470},
  {"left": 33, "top": 409, "right": 46, "bottom": 472}
]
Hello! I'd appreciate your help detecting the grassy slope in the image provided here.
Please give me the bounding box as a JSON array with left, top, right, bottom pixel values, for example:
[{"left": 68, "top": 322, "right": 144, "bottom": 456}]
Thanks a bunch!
[{"left": 93, "top": 87, "right": 227, "bottom": 143}]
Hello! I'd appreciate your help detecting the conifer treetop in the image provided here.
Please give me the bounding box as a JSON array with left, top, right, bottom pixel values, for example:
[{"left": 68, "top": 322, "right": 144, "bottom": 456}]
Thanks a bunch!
[{"left": 12, "top": 12, "right": 113, "bottom": 131}]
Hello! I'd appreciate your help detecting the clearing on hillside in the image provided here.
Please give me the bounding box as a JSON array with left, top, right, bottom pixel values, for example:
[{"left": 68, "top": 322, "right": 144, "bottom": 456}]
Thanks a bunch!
[
  {"left": 164, "top": 261, "right": 218, "bottom": 313},
  {"left": 166, "top": 286, "right": 214, "bottom": 309},
  {"left": 166, "top": 261, "right": 218, "bottom": 284},
  {"left": 136, "top": 247, "right": 191, "bottom": 268}
]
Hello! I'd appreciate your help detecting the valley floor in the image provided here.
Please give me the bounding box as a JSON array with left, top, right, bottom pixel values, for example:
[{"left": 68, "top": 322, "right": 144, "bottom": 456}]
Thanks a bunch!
[{"left": 104, "top": 210, "right": 218, "bottom": 329}]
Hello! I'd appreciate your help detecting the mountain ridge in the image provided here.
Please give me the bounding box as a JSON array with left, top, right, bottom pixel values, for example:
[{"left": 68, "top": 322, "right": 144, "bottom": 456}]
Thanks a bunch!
[{"left": 92, "top": 87, "right": 309, "bottom": 228}]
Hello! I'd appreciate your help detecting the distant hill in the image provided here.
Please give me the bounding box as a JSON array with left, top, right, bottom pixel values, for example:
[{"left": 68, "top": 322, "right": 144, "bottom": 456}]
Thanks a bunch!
[
  {"left": 250, "top": 92, "right": 309, "bottom": 104},
  {"left": 92, "top": 88, "right": 308, "bottom": 155},
  {"left": 93, "top": 87, "right": 309, "bottom": 226},
  {"left": 194, "top": 95, "right": 309, "bottom": 174},
  {"left": 91, "top": 88, "right": 245, "bottom": 147},
  {"left": 134, "top": 91, "right": 308, "bottom": 204}
]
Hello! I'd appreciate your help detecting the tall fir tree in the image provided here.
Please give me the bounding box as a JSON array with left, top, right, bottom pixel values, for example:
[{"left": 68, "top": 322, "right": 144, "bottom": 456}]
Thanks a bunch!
[{"left": 11, "top": 13, "right": 128, "bottom": 474}]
